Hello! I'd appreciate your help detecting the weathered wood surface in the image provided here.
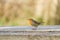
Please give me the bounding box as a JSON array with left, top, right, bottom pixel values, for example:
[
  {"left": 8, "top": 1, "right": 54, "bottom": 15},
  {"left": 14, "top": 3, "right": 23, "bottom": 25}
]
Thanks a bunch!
[{"left": 0, "top": 25, "right": 60, "bottom": 36}]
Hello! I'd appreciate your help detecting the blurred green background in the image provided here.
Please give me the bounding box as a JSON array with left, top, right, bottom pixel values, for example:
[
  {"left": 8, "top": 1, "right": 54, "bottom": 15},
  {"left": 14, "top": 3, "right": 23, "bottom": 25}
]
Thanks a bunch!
[{"left": 0, "top": 0, "right": 60, "bottom": 26}]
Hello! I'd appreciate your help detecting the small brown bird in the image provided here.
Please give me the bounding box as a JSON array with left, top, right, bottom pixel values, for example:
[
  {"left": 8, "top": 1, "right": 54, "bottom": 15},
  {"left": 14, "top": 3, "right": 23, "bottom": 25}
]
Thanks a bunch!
[{"left": 28, "top": 19, "right": 41, "bottom": 30}]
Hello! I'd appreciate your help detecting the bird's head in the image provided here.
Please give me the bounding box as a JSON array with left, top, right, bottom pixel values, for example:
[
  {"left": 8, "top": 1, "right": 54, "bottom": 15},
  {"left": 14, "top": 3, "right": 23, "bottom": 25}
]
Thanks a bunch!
[
  {"left": 28, "top": 19, "right": 33, "bottom": 20},
  {"left": 27, "top": 19, "right": 34, "bottom": 21}
]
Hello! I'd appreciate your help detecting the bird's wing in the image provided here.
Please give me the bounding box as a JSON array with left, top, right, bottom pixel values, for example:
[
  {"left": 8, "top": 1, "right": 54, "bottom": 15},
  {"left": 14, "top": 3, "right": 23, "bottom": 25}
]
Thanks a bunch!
[{"left": 32, "top": 20, "right": 41, "bottom": 25}]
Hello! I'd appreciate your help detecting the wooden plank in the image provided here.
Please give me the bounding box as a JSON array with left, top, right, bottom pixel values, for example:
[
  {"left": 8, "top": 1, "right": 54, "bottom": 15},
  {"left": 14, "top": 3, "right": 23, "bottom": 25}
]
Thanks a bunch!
[{"left": 0, "top": 25, "right": 60, "bottom": 36}]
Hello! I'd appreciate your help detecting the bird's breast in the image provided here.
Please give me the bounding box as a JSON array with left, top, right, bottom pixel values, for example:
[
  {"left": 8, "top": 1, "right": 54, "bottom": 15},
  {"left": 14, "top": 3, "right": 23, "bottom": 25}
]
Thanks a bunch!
[{"left": 28, "top": 20, "right": 32, "bottom": 26}]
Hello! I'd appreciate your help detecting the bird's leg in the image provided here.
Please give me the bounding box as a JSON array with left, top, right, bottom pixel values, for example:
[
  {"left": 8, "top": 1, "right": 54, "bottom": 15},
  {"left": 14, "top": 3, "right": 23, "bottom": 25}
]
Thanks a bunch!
[{"left": 32, "top": 26, "right": 38, "bottom": 30}]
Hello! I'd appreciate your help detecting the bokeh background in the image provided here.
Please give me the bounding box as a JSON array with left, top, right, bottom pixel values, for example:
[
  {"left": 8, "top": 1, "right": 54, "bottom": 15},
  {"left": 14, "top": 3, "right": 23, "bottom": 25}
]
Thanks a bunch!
[
  {"left": 0, "top": 0, "right": 60, "bottom": 40},
  {"left": 0, "top": 0, "right": 60, "bottom": 26}
]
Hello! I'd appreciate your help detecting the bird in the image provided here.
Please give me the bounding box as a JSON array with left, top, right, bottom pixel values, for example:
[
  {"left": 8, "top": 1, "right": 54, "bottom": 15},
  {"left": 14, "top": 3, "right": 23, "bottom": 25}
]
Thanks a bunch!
[{"left": 28, "top": 19, "right": 41, "bottom": 30}]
